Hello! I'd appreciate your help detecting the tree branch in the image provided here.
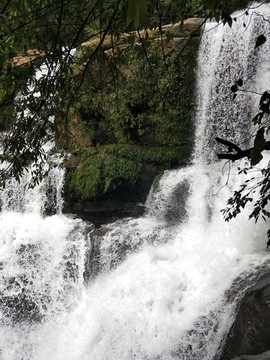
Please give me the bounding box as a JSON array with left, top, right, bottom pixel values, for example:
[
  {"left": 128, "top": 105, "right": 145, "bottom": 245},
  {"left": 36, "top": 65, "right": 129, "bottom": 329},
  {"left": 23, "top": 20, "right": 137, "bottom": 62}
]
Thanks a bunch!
[
  {"left": 216, "top": 137, "right": 270, "bottom": 161},
  {"left": 0, "top": 0, "right": 12, "bottom": 15}
]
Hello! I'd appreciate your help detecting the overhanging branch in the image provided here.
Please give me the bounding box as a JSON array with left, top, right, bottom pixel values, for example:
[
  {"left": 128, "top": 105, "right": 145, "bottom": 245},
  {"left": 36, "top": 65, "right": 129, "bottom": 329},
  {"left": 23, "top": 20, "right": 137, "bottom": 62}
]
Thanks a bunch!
[{"left": 216, "top": 137, "right": 270, "bottom": 161}]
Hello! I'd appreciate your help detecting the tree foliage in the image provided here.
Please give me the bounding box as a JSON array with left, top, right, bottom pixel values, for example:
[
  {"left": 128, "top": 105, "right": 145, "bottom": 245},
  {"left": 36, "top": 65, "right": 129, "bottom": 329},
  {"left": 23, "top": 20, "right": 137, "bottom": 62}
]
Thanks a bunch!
[
  {"left": 219, "top": 43, "right": 270, "bottom": 245},
  {"left": 0, "top": 0, "right": 253, "bottom": 187},
  {"left": 3, "top": 0, "right": 270, "bottom": 244},
  {"left": 61, "top": 19, "right": 196, "bottom": 200},
  {"left": 0, "top": 0, "right": 208, "bottom": 186},
  {"left": 67, "top": 144, "right": 186, "bottom": 199}
]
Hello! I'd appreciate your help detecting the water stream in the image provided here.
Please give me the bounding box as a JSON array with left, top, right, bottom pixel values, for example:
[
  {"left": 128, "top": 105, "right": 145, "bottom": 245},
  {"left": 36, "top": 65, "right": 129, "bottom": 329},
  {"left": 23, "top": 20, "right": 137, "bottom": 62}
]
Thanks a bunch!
[{"left": 1, "top": 4, "right": 270, "bottom": 360}]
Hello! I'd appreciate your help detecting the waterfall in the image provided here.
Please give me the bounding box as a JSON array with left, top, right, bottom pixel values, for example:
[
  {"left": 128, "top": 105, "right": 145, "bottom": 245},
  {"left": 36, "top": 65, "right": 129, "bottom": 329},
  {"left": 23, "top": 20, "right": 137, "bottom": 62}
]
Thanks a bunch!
[
  {"left": 1, "top": 3, "right": 270, "bottom": 360},
  {"left": 0, "top": 165, "right": 91, "bottom": 359}
]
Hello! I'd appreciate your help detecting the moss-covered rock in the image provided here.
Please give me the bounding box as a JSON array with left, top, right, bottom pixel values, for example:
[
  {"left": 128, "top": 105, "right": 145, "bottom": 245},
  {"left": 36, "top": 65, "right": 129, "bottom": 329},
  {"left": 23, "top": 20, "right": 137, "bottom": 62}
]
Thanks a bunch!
[
  {"left": 64, "top": 144, "right": 190, "bottom": 224},
  {"left": 60, "top": 18, "right": 201, "bottom": 221},
  {"left": 66, "top": 144, "right": 189, "bottom": 197}
]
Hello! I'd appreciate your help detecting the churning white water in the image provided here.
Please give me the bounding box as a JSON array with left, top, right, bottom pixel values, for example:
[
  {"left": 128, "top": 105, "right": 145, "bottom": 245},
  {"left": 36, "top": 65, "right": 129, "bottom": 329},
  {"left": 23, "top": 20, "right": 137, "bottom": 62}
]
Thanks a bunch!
[{"left": 1, "top": 3, "right": 270, "bottom": 360}]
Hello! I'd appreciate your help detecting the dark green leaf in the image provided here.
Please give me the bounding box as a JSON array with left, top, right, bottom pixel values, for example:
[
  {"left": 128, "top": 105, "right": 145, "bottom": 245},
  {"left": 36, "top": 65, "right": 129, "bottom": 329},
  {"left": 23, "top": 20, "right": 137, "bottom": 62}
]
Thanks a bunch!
[
  {"left": 255, "top": 34, "right": 266, "bottom": 48},
  {"left": 251, "top": 127, "right": 266, "bottom": 166},
  {"left": 231, "top": 84, "right": 237, "bottom": 93},
  {"left": 236, "top": 79, "right": 243, "bottom": 87},
  {"left": 252, "top": 112, "right": 264, "bottom": 125},
  {"left": 254, "top": 127, "right": 266, "bottom": 150},
  {"left": 125, "top": 0, "right": 149, "bottom": 27}
]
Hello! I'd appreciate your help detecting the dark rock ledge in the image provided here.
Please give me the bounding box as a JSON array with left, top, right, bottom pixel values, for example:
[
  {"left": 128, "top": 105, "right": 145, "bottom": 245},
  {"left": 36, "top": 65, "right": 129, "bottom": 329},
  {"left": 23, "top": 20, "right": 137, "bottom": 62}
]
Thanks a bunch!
[
  {"left": 232, "top": 350, "right": 270, "bottom": 360},
  {"left": 220, "top": 273, "right": 270, "bottom": 360}
]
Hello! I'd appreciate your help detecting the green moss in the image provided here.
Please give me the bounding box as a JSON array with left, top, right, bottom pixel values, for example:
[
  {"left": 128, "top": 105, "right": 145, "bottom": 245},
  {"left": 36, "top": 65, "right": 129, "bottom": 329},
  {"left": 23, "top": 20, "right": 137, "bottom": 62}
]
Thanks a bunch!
[
  {"left": 152, "top": 171, "right": 165, "bottom": 192},
  {"left": 67, "top": 144, "right": 189, "bottom": 200}
]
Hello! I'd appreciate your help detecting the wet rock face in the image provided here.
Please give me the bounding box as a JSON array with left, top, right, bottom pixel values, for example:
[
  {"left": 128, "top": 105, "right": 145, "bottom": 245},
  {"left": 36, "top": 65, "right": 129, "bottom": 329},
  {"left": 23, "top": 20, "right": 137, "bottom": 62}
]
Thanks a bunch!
[
  {"left": 164, "top": 178, "right": 189, "bottom": 225},
  {"left": 220, "top": 273, "right": 270, "bottom": 360},
  {"left": 0, "top": 244, "right": 44, "bottom": 324},
  {"left": 64, "top": 164, "right": 165, "bottom": 226},
  {"left": 232, "top": 350, "right": 270, "bottom": 360},
  {"left": 0, "top": 289, "right": 42, "bottom": 324},
  {"left": 83, "top": 227, "right": 104, "bottom": 282},
  {"left": 0, "top": 274, "right": 43, "bottom": 324}
]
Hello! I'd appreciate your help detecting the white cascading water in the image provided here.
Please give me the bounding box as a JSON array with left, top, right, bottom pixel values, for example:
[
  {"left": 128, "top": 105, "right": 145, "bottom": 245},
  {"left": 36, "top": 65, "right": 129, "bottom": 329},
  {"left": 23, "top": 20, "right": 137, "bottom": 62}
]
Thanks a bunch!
[
  {"left": 1, "top": 3, "right": 270, "bottom": 360},
  {"left": 0, "top": 164, "right": 90, "bottom": 360}
]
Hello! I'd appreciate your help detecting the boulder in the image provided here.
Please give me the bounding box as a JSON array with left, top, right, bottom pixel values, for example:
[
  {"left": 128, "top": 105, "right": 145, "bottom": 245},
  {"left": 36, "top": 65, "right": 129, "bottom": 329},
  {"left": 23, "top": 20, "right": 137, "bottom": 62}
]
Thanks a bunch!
[
  {"left": 220, "top": 273, "right": 270, "bottom": 359},
  {"left": 64, "top": 162, "right": 165, "bottom": 226},
  {"left": 232, "top": 350, "right": 270, "bottom": 360}
]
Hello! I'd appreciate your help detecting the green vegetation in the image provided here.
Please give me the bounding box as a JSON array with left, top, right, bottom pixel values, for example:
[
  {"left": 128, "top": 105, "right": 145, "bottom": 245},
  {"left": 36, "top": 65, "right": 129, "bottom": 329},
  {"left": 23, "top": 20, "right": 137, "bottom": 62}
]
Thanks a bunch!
[
  {"left": 68, "top": 145, "right": 187, "bottom": 199},
  {"left": 220, "top": 88, "right": 270, "bottom": 243},
  {"left": 63, "top": 32, "right": 196, "bottom": 200},
  {"left": 107, "top": 57, "right": 194, "bottom": 146},
  {"left": 2, "top": 0, "right": 270, "bottom": 240},
  {"left": 69, "top": 44, "right": 195, "bottom": 145},
  {"left": 152, "top": 171, "right": 165, "bottom": 192},
  {"left": 0, "top": 0, "right": 247, "bottom": 185}
]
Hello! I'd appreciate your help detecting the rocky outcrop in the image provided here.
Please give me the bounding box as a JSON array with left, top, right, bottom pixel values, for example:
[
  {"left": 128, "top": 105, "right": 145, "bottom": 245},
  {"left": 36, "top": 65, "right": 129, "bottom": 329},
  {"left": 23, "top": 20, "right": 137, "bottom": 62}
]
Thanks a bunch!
[
  {"left": 55, "top": 111, "right": 93, "bottom": 150},
  {"left": 60, "top": 18, "right": 202, "bottom": 224},
  {"left": 80, "top": 18, "right": 205, "bottom": 52},
  {"left": 232, "top": 350, "right": 270, "bottom": 360},
  {"left": 64, "top": 161, "right": 164, "bottom": 226},
  {"left": 11, "top": 49, "right": 44, "bottom": 68},
  {"left": 220, "top": 273, "right": 270, "bottom": 360}
]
